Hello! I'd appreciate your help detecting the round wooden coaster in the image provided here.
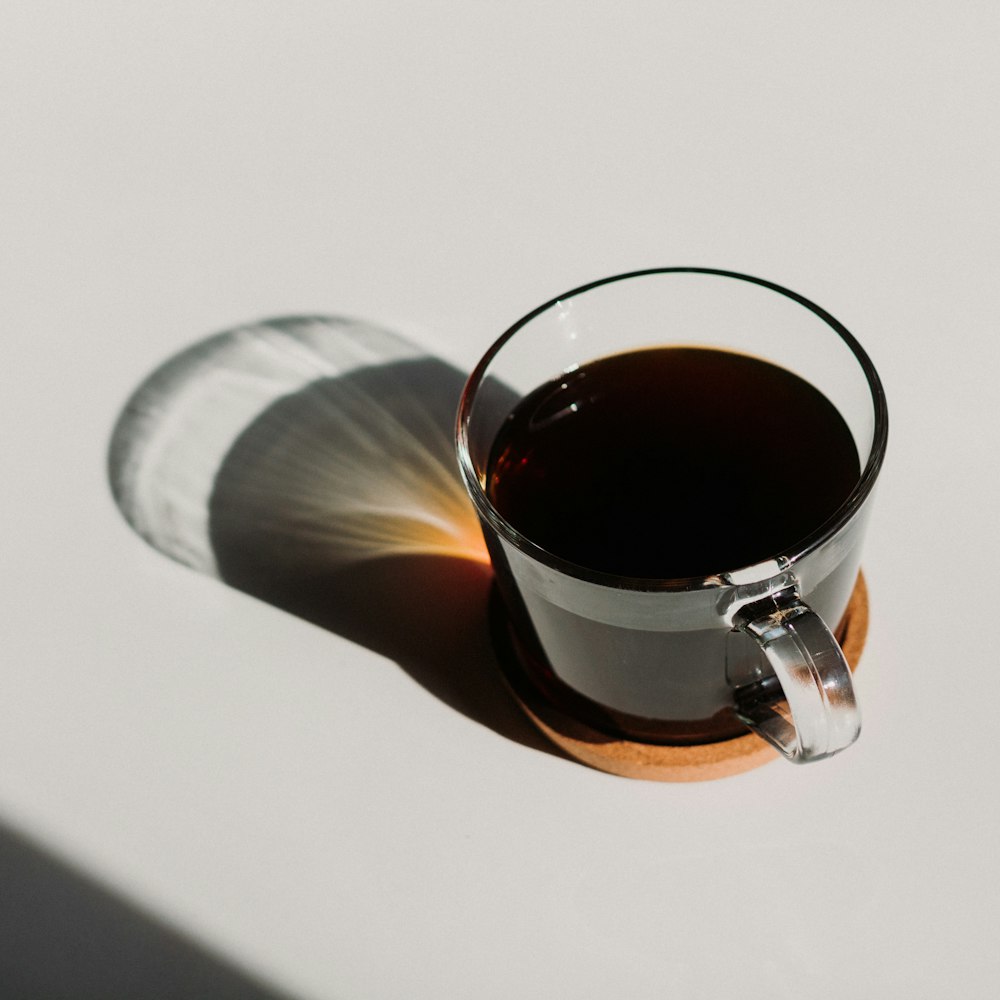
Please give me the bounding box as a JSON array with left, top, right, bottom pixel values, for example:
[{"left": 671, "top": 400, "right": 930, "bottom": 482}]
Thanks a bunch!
[{"left": 502, "top": 572, "right": 869, "bottom": 782}]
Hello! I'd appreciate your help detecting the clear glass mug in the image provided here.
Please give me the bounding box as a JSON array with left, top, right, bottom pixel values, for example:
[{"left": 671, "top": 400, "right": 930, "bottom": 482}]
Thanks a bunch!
[{"left": 456, "top": 269, "right": 888, "bottom": 764}]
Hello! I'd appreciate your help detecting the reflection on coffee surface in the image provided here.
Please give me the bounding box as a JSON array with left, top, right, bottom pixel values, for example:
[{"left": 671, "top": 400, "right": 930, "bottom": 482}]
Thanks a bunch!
[{"left": 486, "top": 346, "right": 859, "bottom": 579}]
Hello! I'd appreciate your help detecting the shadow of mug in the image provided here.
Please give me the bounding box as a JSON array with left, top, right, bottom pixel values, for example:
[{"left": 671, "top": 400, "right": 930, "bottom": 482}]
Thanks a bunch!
[{"left": 108, "top": 316, "right": 552, "bottom": 756}]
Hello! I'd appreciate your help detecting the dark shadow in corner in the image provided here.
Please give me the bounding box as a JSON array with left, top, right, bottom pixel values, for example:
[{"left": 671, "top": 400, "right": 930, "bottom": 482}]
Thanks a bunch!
[{"left": 0, "top": 819, "right": 300, "bottom": 1000}]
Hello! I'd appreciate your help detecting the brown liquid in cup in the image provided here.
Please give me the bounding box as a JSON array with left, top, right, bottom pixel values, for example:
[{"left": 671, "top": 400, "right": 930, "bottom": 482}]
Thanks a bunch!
[
  {"left": 484, "top": 346, "right": 862, "bottom": 744},
  {"left": 486, "top": 346, "right": 859, "bottom": 581}
]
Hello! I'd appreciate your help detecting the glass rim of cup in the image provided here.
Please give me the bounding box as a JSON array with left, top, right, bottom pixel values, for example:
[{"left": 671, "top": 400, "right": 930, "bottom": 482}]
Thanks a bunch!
[{"left": 456, "top": 266, "right": 889, "bottom": 593}]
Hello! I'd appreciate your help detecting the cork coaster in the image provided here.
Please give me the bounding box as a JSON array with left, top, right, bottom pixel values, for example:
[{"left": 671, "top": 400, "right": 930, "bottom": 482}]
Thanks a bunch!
[{"left": 499, "top": 572, "right": 869, "bottom": 782}]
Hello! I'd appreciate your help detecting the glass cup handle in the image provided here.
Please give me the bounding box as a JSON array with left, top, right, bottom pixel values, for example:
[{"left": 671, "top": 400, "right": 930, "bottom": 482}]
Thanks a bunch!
[{"left": 732, "top": 587, "right": 861, "bottom": 763}]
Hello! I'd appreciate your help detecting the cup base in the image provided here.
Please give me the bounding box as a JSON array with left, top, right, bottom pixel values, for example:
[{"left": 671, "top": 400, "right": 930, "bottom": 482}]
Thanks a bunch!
[{"left": 493, "top": 572, "right": 869, "bottom": 782}]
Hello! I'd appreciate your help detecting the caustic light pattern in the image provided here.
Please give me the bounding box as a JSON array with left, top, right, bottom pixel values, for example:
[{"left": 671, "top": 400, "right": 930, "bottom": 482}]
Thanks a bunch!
[{"left": 108, "top": 316, "right": 488, "bottom": 577}]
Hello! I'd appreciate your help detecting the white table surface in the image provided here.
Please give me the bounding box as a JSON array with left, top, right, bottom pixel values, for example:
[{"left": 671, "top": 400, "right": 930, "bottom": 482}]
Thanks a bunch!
[{"left": 4, "top": 3, "right": 999, "bottom": 998}]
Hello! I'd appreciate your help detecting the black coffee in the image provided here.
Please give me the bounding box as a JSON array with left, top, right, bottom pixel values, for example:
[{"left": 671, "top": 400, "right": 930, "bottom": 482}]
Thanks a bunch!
[{"left": 486, "top": 346, "right": 859, "bottom": 579}]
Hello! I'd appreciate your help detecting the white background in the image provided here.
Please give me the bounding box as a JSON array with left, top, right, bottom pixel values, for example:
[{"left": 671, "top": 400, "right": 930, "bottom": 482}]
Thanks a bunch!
[{"left": 3, "top": 2, "right": 999, "bottom": 998}]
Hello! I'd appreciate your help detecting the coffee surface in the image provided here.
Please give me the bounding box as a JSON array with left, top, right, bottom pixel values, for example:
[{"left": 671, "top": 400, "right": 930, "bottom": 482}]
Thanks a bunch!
[{"left": 486, "top": 346, "right": 860, "bottom": 579}]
